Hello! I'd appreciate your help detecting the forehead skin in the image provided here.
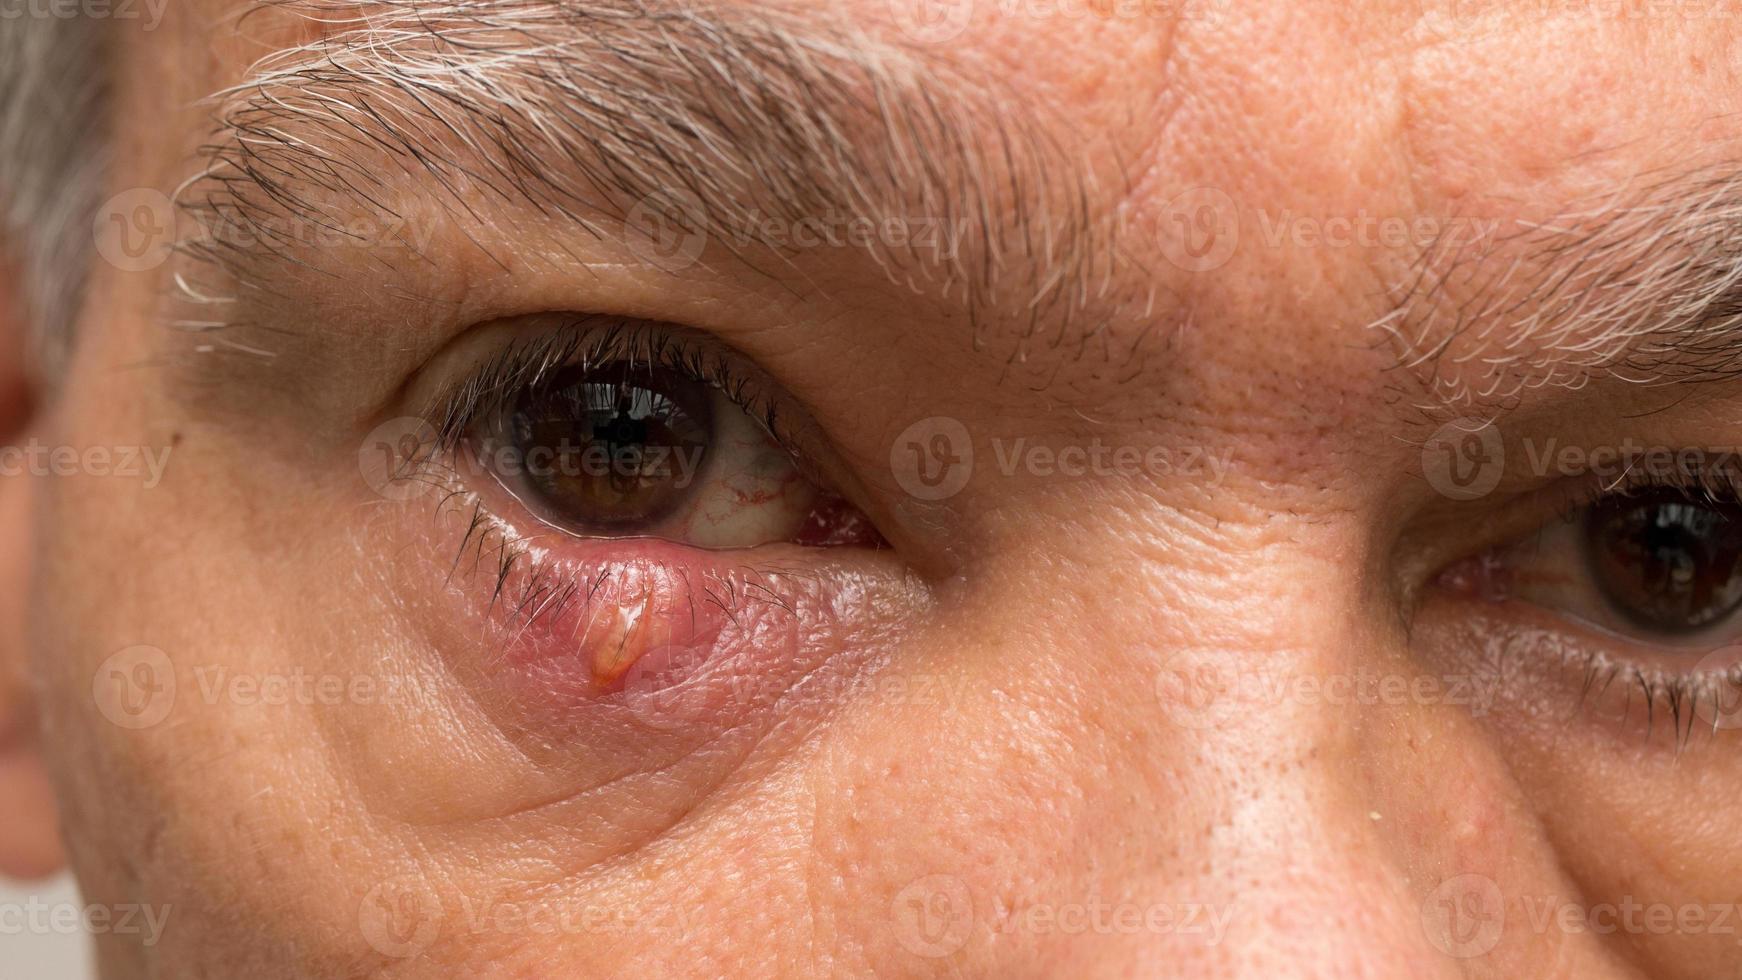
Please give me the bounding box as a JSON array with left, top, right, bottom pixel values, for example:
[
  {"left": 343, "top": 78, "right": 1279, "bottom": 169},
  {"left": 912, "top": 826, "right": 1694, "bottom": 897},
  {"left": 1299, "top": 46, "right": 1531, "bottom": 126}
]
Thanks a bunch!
[
  {"left": 122, "top": 0, "right": 1742, "bottom": 447},
  {"left": 37, "top": 0, "right": 1742, "bottom": 978}
]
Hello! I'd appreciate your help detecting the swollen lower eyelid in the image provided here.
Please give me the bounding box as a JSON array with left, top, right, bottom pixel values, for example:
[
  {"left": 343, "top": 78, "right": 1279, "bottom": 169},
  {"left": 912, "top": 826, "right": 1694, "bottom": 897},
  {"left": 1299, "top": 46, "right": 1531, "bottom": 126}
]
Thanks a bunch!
[{"left": 426, "top": 501, "right": 911, "bottom": 729}]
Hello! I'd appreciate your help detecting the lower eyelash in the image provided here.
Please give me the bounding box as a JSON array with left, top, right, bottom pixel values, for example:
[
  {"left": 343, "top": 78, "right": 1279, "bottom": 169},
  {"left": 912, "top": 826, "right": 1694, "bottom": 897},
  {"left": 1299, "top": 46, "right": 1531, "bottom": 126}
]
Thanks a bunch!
[
  {"left": 1438, "top": 485, "right": 1742, "bottom": 749},
  {"left": 433, "top": 487, "right": 808, "bottom": 654},
  {"left": 1470, "top": 584, "right": 1742, "bottom": 748},
  {"left": 1566, "top": 646, "right": 1742, "bottom": 750}
]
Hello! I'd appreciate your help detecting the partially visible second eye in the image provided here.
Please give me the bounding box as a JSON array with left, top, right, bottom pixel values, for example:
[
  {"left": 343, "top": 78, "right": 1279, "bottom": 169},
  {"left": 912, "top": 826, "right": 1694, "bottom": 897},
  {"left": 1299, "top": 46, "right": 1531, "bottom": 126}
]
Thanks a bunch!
[
  {"left": 468, "top": 341, "right": 882, "bottom": 550},
  {"left": 1463, "top": 487, "right": 1742, "bottom": 642}
]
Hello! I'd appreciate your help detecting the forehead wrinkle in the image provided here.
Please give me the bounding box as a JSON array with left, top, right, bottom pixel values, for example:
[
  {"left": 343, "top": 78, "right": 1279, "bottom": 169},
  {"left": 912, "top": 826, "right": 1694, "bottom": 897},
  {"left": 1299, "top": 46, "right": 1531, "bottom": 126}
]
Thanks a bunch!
[
  {"left": 172, "top": 0, "right": 1139, "bottom": 370},
  {"left": 1373, "top": 153, "right": 1742, "bottom": 418}
]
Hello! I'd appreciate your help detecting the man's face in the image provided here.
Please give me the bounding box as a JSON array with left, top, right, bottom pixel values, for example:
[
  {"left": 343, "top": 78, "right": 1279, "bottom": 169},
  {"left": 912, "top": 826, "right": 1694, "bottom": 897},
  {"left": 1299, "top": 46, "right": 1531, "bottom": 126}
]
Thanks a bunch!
[{"left": 11, "top": 0, "right": 1742, "bottom": 975}]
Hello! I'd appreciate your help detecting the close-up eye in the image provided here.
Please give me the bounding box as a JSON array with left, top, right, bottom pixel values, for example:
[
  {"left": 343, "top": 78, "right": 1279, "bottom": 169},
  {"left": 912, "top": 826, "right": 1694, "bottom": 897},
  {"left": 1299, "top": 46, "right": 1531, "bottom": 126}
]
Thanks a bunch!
[
  {"left": 442, "top": 320, "right": 885, "bottom": 552},
  {"left": 383, "top": 318, "right": 914, "bottom": 730},
  {"left": 1433, "top": 471, "right": 1742, "bottom": 739},
  {"left": 1451, "top": 479, "right": 1742, "bottom": 645}
]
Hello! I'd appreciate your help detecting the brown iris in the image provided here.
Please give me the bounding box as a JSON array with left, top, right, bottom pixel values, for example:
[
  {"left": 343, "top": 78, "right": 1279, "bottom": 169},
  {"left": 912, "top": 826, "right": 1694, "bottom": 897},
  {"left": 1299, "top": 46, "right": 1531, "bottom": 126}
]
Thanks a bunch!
[
  {"left": 1584, "top": 492, "right": 1742, "bottom": 633},
  {"left": 508, "top": 365, "right": 712, "bottom": 530}
]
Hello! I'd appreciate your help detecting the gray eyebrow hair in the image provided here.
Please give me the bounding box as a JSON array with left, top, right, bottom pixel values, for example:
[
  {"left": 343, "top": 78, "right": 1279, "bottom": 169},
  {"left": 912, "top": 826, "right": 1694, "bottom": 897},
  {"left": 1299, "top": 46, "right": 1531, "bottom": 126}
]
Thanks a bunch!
[
  {"left": 176, "top": 0, "right": 1146, "bottom": 362},
  {"left": 1372, "top": 158, "right": 1742, "bottom": 415}
]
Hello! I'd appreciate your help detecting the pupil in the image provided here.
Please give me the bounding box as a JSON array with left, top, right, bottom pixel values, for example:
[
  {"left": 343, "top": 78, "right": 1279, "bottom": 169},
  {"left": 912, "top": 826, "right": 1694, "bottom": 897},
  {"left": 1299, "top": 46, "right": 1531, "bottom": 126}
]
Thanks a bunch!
[
  {"left": 1585, "top": 494, "right": 1742, "bottom": 633},
  {"left": 507, "top": 365, "right": 712, "bottom": 530}
]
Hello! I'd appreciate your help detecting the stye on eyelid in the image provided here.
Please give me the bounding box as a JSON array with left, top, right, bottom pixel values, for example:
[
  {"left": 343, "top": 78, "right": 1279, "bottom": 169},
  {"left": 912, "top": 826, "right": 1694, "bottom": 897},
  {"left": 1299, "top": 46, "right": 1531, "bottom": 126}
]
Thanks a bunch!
[{"left": 586, "top": 584, "right": 660, "bottom": 686}]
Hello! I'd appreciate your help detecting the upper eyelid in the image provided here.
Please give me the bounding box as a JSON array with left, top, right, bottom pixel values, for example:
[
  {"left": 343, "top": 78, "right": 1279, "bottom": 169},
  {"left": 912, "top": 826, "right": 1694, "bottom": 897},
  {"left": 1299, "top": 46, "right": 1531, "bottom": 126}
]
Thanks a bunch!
[
  {"left": 1548, "top": 459, "right": 1742, "bottom": 525},
  {"left": 422, "top": 315, "right": 803, "bottom": 460}
]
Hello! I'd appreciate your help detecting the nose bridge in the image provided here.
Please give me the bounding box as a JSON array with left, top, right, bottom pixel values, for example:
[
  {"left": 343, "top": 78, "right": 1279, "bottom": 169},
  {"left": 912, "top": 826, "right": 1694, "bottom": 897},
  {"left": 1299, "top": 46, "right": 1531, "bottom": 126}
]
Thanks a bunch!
[
  {"left": 1060, "top": 541, "right": 1479, "bottom": 978},
  {"left": 1137, "top": 650, "right": 1460, "bottom": 977}
]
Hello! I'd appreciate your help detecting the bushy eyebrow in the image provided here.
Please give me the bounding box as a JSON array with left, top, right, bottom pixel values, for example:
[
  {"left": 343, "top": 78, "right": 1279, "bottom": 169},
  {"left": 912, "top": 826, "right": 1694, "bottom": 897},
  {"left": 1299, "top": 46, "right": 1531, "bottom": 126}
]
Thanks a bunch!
[
  {"left": 176, "top": 0, "right": 1143, "bottom": 361},
  {"left": 1372, "top": 158, "right": 1742, "bottom": 415}
]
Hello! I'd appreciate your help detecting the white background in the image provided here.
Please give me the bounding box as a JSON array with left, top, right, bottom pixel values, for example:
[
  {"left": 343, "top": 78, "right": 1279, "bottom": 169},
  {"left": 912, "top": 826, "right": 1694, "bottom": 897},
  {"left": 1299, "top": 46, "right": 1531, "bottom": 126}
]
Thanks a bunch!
[{"left": 1, "top": 874, "right": 96, "bottom": 979}]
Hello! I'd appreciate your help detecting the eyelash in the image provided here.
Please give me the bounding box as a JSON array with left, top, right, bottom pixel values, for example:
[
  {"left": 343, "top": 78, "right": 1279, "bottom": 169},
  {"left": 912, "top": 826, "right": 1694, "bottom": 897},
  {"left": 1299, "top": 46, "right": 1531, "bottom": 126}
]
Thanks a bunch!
[
  {"left": 1549, "top": 456, "right": 1742, "bottom": 525},
  {"left": 421, "top": 316, "right": 793, "bottom": 458},
  {"left": 1574, "top": 649, "right": 1742, "bottom": 748}
]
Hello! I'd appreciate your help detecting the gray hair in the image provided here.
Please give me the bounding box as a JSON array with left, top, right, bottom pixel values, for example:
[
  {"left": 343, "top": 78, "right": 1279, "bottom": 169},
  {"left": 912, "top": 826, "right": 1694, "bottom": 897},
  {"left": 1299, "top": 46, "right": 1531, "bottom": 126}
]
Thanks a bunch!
[{"left": 0, "top": 16, "right": 108, "bottom": 380}]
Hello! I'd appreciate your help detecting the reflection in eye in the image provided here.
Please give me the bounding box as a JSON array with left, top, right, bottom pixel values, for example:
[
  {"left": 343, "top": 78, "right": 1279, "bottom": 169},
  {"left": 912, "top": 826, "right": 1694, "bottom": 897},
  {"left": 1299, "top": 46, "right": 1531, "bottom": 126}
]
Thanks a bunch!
[
  {"left": 1584, "top": 493, "right": 1742, "bottom": 634},
  {"left": 501, "top": 364, "right": 715, "bottom": 530},
  {"left": 459, "top": 323, "right": 883, "bottom": 550}
]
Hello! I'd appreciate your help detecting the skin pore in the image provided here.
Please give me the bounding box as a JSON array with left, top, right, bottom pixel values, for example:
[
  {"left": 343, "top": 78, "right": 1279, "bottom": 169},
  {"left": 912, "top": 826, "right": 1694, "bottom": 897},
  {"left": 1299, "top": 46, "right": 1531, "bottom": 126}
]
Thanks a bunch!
[{"left": 2, "top": 1, "right": 1742, "bottom": 977}]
